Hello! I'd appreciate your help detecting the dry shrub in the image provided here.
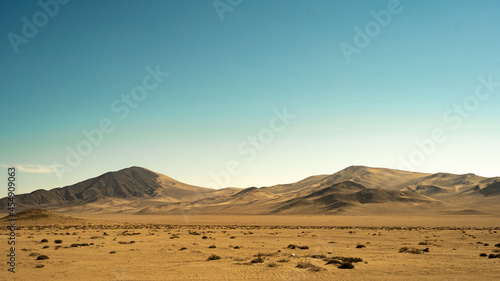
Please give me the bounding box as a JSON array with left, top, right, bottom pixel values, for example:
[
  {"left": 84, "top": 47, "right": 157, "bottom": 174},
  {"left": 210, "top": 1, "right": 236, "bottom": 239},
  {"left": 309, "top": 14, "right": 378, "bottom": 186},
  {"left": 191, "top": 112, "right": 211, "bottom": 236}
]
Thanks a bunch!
[
  {"left": 326, "top": 256, "right": 363, "bottom": 264},
  {"left": 338, "top": 262, "right": 354, "bottom": 269},
  {"left": 251, "top": 257, "right": 265, "bottom": 263},
  {"left": 267, "top": 262, "right": 278, "bottom": 267},
  {"left": 207, "top": 254, "right": 221, "bottom": 261},
  {"left": 399, "top": 247, "right": 424, "bottom": 254},
  {"left": 36, "top": 255, "right": 49, "bottom": 260},
  {"left": 296, "top": 260, "right": 325, "bottom": 272}
]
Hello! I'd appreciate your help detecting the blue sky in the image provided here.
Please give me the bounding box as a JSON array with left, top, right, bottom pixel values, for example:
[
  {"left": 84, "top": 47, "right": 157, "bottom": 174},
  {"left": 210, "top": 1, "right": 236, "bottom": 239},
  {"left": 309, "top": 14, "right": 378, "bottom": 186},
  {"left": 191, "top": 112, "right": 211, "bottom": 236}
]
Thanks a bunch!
[{"left": 1, "top": 0, "right": 499, "bottom": 194}]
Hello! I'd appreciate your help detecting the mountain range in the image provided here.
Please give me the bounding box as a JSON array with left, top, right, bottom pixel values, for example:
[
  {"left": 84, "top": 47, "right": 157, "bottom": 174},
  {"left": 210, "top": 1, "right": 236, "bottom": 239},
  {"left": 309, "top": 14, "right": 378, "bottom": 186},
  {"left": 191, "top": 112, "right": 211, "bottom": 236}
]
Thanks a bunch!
[{"left": 1, "top": 166, "right": 499, "bottom": 215}]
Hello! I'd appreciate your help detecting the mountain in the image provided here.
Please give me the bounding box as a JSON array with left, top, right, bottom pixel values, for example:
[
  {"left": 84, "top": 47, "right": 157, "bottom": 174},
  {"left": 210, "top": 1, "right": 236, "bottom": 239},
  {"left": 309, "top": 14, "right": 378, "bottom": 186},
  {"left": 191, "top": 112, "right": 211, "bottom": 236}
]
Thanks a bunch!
[
  {"left": 140, "top": 166, "right": 500, "bottom": 215},
  {"left": 270, "top": 180, "right": 437, "bottom": 215},
  {"left": 0, "top": 167, "right": 240, "bottom": 213},
  {"left": 1, "top": 165, "right": 499, "bottom": 215}
]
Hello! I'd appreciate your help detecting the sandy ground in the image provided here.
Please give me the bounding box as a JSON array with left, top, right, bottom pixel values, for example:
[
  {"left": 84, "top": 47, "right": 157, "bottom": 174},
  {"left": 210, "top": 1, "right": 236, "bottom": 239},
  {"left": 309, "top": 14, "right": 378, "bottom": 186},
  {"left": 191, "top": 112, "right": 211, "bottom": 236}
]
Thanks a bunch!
[
  {"left": 1, "top": 214, "right": 500, "bottom": 280},
  {"left": 72, "top": 214, "right": 500, "bottom": 228}
]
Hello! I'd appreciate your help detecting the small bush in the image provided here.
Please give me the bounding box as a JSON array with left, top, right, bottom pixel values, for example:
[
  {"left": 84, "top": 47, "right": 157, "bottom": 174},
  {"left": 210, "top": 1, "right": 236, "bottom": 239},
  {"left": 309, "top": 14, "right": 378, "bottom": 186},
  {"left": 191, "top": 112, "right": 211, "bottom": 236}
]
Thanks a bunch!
[
  {"left": 356, "top": 244, "right": 366, "bottom": 248},
  {"left": 296, "top": 261, "right": 314, "bottom": 268},
  {"left": 494, "top": 243, "right": 500, "bottom": 248},
  {"left": 399, "top": 247, "right": 423, "bottom": 254},
  {"left": 267, "top": 262, "right": 278, "bottom": 267},
  {"left": 42, "top": 245, "right": 49, "bottom": 249},
  {"left": 179, "top": 247, "right": 187, "bottom": 251},
  {"left": 338, "top": 262, "right": 354, "bottom": 269},
  {"left": 296, "top": 261, "right": 324, "bottom": 272},
  {"left": 325, "top": 259, "right": 341, "bottom": 265},
  {"left": 36, "top": 255, "right": 49, "bottom": 260},
  {"left": 251, "top": 257, "right": 265, "bottom": 263},
  {"left": 54, "top": 240, "right": 63, "bottom": 244},
  {"left": 109, "top": 251, "right": 116, "bottom": 254},
  {"left": 233, "top": 246, "right": 240, "bottom": 249},
  {"left": 34, "top": 264, "right": 44, "bottom": 268},
  {"left": 255, "top": 252, "right": 275, "bottom": 257},
  {"left": 207, "top": 254, "right": 221, "bottom": 261},
  {"left": 288, "top": 244, "right": 309, "bottom": 250},
  {"left": 488, "top": 254, "right": 500, "bottom": 259},
  {"left": 202, "top": 236, "right": 208, "bottom": 239},
  {"left": 40, "top": 239, "right": 49, "bottom": 243},
  {"left": 309, "top": 265, "right": 325, "bottom": 272},
  {"left": 209, "top": 245, "right": 216, "bottom": 248},
  {"left": 479, "top": 253, "right": 488, "bottom": 257},
  {"left": 326, "top": 256, "right": 363, "bottom": 264}
]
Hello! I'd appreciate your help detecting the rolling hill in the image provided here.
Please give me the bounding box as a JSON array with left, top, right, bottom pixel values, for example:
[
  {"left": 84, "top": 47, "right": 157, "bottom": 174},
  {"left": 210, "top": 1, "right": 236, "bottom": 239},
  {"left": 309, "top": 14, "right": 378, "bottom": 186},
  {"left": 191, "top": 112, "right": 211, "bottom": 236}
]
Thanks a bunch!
[
  {"left": 0, "top": 208, "right": 85, "bottom": 225},
  {"left": 139, "top": 166, "right": 500, "bottom": 215},
  {"left": 1, "top": 165, "right": 499, "bottom": 215}
]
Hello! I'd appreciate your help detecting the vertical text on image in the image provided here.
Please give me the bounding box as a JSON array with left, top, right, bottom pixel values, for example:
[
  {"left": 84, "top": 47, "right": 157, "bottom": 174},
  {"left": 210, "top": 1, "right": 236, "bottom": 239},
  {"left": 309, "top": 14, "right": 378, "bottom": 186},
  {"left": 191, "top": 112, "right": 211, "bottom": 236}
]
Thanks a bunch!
[{"left": 7, "top": 167, "right": 17, "bottom": 273}]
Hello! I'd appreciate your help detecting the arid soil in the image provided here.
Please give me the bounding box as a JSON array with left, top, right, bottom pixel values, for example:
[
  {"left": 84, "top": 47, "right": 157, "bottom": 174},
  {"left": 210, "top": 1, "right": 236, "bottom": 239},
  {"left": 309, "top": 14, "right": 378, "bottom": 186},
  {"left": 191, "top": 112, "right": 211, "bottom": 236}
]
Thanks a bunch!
[{"left": 1, "top": 213, "right": 500, "bottom": 280}]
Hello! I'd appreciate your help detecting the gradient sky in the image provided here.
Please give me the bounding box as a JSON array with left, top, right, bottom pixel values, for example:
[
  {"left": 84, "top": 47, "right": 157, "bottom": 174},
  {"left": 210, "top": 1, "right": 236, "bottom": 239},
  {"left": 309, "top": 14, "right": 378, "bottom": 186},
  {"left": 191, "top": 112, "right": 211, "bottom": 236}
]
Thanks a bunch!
[{"left": 1, "top": 0, "right": 499, "bottom": 195}]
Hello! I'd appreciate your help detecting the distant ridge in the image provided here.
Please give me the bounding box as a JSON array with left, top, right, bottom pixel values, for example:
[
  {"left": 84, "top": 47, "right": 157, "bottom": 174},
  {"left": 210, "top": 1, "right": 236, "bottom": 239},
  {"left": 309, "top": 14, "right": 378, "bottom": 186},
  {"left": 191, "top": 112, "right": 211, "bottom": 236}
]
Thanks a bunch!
[
  {"left": 1, "top": 165, "right": 499, "bottom": 215},
  {"left": 0, "top": 208, "right": 83, "bottom": 224},
  {"left": 140, "top": 166, "right": 499, "bottom": 215}
]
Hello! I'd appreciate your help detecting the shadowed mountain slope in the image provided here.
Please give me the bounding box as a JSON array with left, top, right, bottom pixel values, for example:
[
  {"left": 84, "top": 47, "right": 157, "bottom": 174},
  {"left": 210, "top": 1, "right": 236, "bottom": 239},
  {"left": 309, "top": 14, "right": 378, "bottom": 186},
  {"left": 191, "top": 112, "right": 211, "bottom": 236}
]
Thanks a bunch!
[
  {"left": 0, "top": 167, "right": 239, "bottom": 212},
  {"left": 1, "top": 166, "right": 498, "bottom": 215}
]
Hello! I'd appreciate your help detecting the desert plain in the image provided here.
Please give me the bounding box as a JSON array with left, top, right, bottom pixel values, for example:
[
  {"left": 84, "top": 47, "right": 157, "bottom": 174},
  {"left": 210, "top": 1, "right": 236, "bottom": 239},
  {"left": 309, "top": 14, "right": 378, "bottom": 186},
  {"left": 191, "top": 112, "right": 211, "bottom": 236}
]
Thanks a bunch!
[
  {"left": 2, "top": 166, "right": 500, "bottom": 280},
  {"left": 2, "top": 210, "right": 500, "bottom": 281}
]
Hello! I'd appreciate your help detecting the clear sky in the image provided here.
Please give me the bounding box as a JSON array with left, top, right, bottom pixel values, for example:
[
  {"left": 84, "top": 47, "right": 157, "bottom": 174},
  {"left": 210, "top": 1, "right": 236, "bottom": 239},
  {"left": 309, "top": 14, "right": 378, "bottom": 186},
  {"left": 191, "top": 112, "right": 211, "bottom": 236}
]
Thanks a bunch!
[{"left": 1, "top": 0, "right": 499, "bottom": 195}]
